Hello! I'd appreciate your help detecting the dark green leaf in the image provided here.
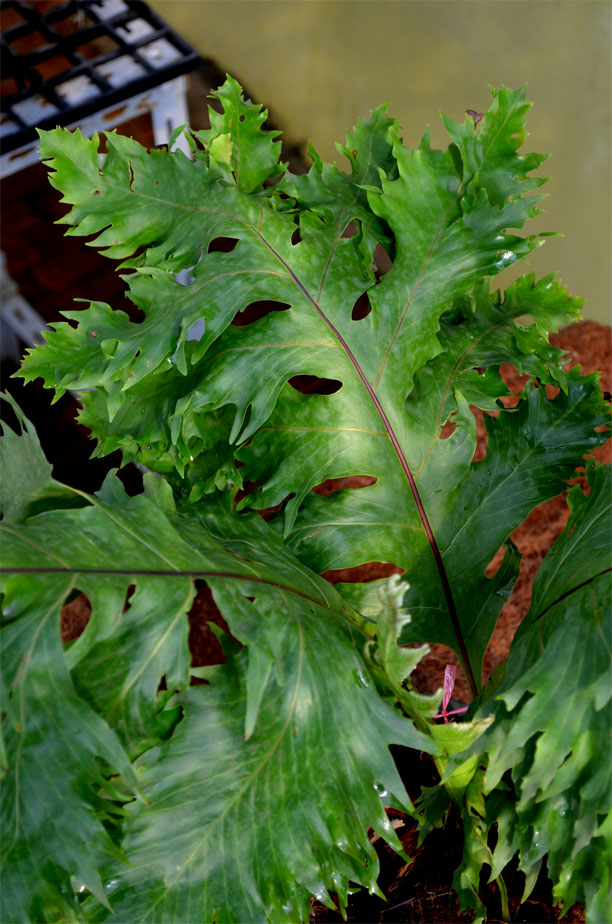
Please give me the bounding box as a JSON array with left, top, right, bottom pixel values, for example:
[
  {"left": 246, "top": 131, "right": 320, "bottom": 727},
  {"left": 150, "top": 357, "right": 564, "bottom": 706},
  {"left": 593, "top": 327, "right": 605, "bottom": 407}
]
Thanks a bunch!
[
  {"left": 455, "top": 465, "right": 612, "bottom": 921},
  {"left": 1, "top": 408, "right": 436, "bottom": 922},
  {"left": 1, "top": 572, "right": 139, "bottom": 921},
  {"left": 0, "top": 391, "right": 73, "bottom": 522}
]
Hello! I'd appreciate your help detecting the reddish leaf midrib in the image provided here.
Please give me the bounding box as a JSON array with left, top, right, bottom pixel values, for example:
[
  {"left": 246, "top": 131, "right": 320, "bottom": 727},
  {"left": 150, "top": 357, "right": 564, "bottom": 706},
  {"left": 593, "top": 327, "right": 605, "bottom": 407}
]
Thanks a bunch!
[{"left": 252, "top": 226, "right": 478, "bottom": 698}]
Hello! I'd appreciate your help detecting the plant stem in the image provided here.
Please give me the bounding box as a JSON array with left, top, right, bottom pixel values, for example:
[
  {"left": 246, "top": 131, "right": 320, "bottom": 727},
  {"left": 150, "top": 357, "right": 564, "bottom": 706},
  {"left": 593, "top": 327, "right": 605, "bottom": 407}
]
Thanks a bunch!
[{"left": 496, "top": 873, "right": 511, "bottom": 924}]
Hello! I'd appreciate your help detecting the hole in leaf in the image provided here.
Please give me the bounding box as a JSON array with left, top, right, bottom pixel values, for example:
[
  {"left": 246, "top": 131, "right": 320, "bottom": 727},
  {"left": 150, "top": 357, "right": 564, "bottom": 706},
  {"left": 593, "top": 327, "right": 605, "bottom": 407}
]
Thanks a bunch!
[
  {"left": 125, "top": 303, "right": 145, "bottom": 324},
  {"left": 500, "top": 361, "right": 528, "bottom": 402},
  {"left": 188, "top": 585, "right": 236, "bottom": 682},
  {"left": 61, "top": 591, "right": 91, "bottom": 643},
  {"left": 440, "top": 415, "right": 457, "bottom": 440},
  {"left": 322, "top": 562, "right": 404, "bottom": 584},
  {"left": 117, "top": 462, "right": 144, "bottom": 496},
  {"left": 187, "top": 318, "right": 206, "bottom": 341},
  {"left": 545, "top": 383, "right": 560, "bottom": 400},
  {"left": 291, "top": 227, "right": 301, "bottom": 246},
  {"left": 351, "top": 291, "right": 372, "bottom": 320},
  {"left": 232, "top": 300, "right": 290, "bottom": 327},
  {"left": 312, "top": 475, "right": 377, "bottom": 496},
  {"left": 233, "top": 482, "right": 294, "bottom": 523},
  {"left": 341, "top": 220, "right": 358, "bottom": 239},
  {"left": 175, "top": 267, "right": 195, "bottom": 286},
  {"left": 373, "top": 243, "right": 393, "bottom": 278},
  {"left": 244, "top": 491, "right": 295, "bottom": 523},
  {"left": 263, "top": 173, "right": 283, "bottom": 189},
  {"left": 207, "top": 236, "right": 239, "bottom": 254},
  {"left": 471, "top": 406, "right": 491, "bottom": 462},
  {"left": 257, "top": 495, "right": 293, "bottom": 522},
  {"left": 289, "top": 375, "right": 342, "bottom": 395},
  {"left": 122, "top": 239, "right": 150, "bottom": 265}
]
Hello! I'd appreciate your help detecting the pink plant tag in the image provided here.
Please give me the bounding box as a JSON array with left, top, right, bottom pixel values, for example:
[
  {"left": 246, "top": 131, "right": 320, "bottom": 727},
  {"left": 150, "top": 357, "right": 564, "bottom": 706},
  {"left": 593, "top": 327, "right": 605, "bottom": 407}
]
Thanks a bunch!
[
  {"left": 434, "top": 664, "right": 468, "bottom": 721},
  {"left": 442, "top": 664, "right": 456, "bottom": 723}
]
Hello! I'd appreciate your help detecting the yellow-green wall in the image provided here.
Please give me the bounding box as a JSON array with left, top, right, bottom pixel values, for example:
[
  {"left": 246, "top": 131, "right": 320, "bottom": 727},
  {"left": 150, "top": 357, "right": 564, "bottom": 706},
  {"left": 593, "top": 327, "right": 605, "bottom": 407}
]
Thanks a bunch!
[{"left": 152, "top": 0, "right": 611, "bottom": 324}]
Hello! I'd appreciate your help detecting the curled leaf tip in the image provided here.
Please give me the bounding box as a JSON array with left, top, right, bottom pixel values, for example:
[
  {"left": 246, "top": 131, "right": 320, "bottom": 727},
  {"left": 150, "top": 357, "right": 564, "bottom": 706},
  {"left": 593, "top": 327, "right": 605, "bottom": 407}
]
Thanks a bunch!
[
  {"left": 466, "top": 109, "right": 484, "bottom": 126},
  {"left": 378, "top": 573, "right": 411, "bottom": 628}
]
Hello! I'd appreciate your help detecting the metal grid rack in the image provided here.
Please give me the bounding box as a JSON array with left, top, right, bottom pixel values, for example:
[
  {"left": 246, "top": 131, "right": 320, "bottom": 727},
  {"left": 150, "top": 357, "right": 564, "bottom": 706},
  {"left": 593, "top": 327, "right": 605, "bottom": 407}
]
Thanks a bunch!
[
  {"left": 1, "top": 0, "right": 202, "bottom": 357},
  {"left": 1, "top": 0, "right": 201, "bottom": 173}
]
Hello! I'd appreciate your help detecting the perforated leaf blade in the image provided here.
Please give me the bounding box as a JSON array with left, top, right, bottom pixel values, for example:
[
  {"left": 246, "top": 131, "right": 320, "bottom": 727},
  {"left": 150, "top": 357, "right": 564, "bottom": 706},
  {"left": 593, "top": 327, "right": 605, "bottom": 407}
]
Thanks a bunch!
[
  {"left": 1, "top": 406, "right": 435, "bottom": 923},
  {"left": 19, "top": 84, "right": 601, "bottom": 694},
  {"left": 12, "top": 78, "right": 612, "bottom": 921}
]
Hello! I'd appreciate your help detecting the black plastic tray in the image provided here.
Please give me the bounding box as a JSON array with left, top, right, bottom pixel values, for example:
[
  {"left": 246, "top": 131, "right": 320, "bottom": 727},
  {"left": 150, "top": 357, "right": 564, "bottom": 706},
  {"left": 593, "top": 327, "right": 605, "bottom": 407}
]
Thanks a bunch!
[{"left": 1, "top": 0, "right": 200, "bottom": 153}]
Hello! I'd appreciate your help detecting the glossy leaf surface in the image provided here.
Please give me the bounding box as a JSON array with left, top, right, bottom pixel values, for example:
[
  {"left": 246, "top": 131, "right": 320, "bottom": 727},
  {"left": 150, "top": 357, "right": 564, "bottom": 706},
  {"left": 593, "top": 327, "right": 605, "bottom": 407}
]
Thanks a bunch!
[
  {"left": 20, "top": 84, "right": 607, "bottom": 693},
  {"left": 1, "top": 409, "right": 434, "bottom": 923},
  {"left": 456, "top": 465, "right": 612, "bottom": 921},
  {"left": 11, "top": 78, "right": 611, "bottom": 922}
]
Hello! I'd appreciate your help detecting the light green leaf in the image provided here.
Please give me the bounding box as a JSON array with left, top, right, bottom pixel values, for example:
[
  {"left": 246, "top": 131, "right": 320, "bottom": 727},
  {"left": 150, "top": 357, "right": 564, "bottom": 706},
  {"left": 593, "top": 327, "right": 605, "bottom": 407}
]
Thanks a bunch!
[
  {"left": 194, "top": 74, "right": 283, "bottom": 192},
  {"left": 364, "top": 574, "right": 492, "bottom": 798},
  {"left": 441, "top": 85, "right": 548, "bottom": 208}
]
